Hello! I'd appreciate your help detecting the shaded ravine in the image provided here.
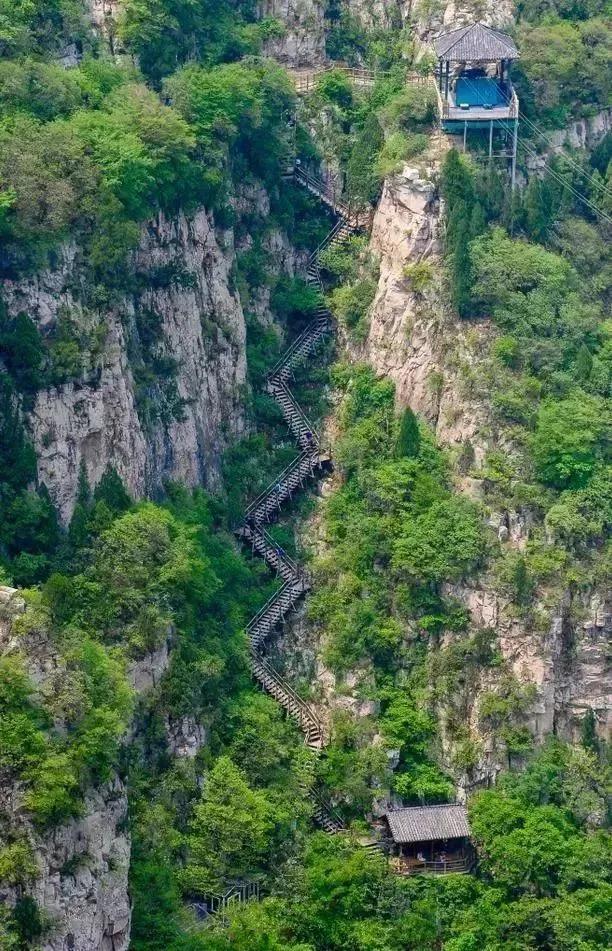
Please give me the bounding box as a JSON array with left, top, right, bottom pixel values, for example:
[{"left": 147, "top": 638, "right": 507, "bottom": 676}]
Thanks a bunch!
[{"left": 235, "top": 171, "right": 366, "bottom": 831}]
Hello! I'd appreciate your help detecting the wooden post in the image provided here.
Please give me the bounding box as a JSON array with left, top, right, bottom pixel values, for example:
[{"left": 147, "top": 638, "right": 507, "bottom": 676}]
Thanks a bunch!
[
  {"left": 489, "top": 120, "right": 493, "bottom": 158},
  {"left": 463, "top": 120, "right": 467, "bottom": 152},
  {"left": 445, "top": 61, "right": 450, "bottom": 101}
]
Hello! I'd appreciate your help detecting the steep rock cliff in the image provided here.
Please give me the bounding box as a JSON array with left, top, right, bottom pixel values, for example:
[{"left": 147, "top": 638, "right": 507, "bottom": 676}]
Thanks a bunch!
[
  {"left": 260, "top": 0, "right": 516, "bottom": 66},
  {"left": 3, "top": 190, "right": 301, "bottom": 523},
  {"left": 261, "top": 0, "right": 327, "bottom": 65},
  {"left": 361, "top": 164, "right": 611, "bottom": 775}
]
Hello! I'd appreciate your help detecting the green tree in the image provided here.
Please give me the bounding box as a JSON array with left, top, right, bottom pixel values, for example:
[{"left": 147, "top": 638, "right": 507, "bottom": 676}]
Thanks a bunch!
[
  {"left": 532, "top": 392, "right": 607, "bottom": 489},
  {"left": 346, "top": 113, "right": 384, "bottom": 205},
  {"left": 395, "top": 407, "right": 421, "bottom": 459},
  {"left": 182, "top": 757, "right": 275, "bottom": 892}
]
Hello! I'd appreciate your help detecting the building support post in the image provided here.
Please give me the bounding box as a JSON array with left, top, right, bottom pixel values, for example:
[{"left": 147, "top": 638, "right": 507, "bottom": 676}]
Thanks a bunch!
[
  {"left": 438, "top": 58, "right": 442, "bottom": 92},
  {"left": 445, "top": 61, "right": 450, "bottom": 101},
  {"left": 489, "top": 120, "right": 493, "bottom": 158},
  {"left": 511, "top": 117, "right": 518, "bottom": 190},
  {"left": 463, "top": 120, "right": 467, "bottom": 152}
]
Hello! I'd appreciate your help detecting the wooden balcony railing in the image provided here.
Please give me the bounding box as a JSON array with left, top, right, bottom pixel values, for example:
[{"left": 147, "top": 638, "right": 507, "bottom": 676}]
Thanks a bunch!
[{"left": 390, "top": 855, "right": 474, "bottom": 876}]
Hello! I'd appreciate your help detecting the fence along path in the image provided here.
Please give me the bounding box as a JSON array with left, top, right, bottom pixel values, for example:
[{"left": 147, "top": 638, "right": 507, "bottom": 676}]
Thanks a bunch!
[
  {"left": 236, "top": 168, "right": 367, "bottom": 832},
  {"left": 290, "top": 63, "right": 433, "bottom": 95}
]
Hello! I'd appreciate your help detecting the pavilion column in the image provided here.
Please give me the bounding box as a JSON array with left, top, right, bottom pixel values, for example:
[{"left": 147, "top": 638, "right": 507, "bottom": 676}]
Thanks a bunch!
[
  {"left": 445, "top": 61, "right": 450, "bottom": 101},
  {"left": 489, "top": 120, "right": 493, "bottom": 158}
]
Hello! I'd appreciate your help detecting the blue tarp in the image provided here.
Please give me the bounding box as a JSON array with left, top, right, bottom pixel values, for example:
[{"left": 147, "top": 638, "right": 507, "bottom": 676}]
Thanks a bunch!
[{"left": 455, "top": 78, "right": 505, "bottom": 108}]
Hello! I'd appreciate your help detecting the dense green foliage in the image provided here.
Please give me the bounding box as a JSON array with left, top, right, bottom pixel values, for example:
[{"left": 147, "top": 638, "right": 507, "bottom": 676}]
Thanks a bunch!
[
  {"left": 1, "top": 4, "right": 611, "bottom": 949},
  {"left": 0, "top": 1, "right": 295, "bottom": 277},
  {"left": 302, "top": 66, "right": 436, "bottom": 212},
  {"left": 441, "top": 149, "right": 610, "bottom": 600},
  {"left": 513, "top": 14, "right": 611, "bottom": 127},
  {"left": 148, "top": 742, "right": 610, "bottom": 951},
  {"left": 119, "top": 0, "right": 282, "bottom": 84},
  {"left": 304, "top": 364, "right": 487, "bottom": 809}
]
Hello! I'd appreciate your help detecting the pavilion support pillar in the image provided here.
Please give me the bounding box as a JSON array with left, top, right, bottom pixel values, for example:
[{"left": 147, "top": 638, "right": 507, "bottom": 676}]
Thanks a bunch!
[
  {"left": 511, "top": 117, "right": 518, "bottom": 189},
  {"left": 445, "top": 61, "right": 450, "bottom": 101},
  {"left": 438, "top": 58, "right": 443, "bottom": 92},
  {"left": 463, "top": 120, "right": 467, "bottom": 152},
  {"left": 489, "top": 120, "right": 493, "bottom": 158}
]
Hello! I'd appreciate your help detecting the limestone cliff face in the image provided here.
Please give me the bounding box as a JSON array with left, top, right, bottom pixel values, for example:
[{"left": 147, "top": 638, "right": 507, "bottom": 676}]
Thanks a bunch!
[
  {"left": 260, "top": 0, "right": 326, "bottom": 65},
  {"left": 0, "top": 584, "right": 210, "bottom": 950},
  {"left": 361, "top": 164, "right": 611, "bottom": 777},
  {"left": 3, "top": 194, "right": 299, "bottom": 522},
  {"left": 526, "top": 108, "right": 612, "bottom": 173},
  {"left": 259, "top": 0, "right": 516, "bottom": 66},
  {"left": 31, "top": 780, "right": 131, "bottom": 951}
]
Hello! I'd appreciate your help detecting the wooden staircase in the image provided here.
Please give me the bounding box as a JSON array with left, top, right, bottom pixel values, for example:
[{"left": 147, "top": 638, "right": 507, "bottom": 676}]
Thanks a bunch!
[{"left": 236, "top": 167, "right": 365, "bottom": 833}]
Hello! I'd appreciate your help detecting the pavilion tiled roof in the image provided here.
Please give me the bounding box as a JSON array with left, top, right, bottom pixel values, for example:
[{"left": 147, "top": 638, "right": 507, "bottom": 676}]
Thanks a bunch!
[
  {"left": 434, "top": 23, "right": 519, "bottom": 62},
  {"left": 386, "top": 804, "right": 470, "bottom": 844}
]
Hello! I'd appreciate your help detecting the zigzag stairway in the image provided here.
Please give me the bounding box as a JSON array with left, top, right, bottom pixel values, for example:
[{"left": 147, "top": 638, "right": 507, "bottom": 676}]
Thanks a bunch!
[{"left": 235, "top": 167, "right": 366, "bottom": 833}]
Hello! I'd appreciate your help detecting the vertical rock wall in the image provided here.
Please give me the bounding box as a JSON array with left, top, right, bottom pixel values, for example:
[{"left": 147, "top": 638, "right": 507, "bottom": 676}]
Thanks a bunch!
[
  {"left": 3, "top": 209, "right": 247, "bottom": 522},
  {"left": 261, "top": 0, "right": 327, "bottom": 64}
]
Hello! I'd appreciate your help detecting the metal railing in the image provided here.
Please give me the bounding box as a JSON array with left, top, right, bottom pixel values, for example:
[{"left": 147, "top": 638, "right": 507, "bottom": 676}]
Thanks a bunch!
[
  {"left": 251, "top": 654, "right": 326, "bottom": 744},
  {"left": 268, "top": 377, "right": 321, "bottom": 446},
  {"left": 246, "top": 576, "right": 305, "bottom": 637},
  {"left": 390, "top": 856, "right": 473, "bottom": 875},
  {"left": 234, "top": 168, "right": 366, "bottom": 833},
  {"left": 197, "top": 882, "right": 261, "bottom": 923},
  {"left": 247, "top": 523, "right": 303, "bottom": 576},
  {"left": 243, "top": 448, "right": 318, "bottom": 521},
  {"left": 266, "top": 315, "right": 328, "bottom": 380}
]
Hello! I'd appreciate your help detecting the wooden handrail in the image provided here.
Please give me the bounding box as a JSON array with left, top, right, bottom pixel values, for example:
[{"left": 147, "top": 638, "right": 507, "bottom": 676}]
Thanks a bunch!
[{"left": 292, "top": 64, "right": 434, "bottom": 95}]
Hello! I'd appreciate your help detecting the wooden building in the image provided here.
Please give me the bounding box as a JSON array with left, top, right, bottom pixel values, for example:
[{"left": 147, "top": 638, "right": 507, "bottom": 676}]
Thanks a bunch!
[
  {"left": 385, "top": 804, "right": 474, "bottom": 875},
  {"left": 433, "top": 22, "right": 520, "bottom": 184}
]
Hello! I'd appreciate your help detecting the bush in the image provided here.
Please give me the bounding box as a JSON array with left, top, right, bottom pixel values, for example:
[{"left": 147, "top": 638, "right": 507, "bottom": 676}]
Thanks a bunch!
[
  {"left": 330, "top": 277, "right": 377, "bottom": 340},
  {"left": 377, "top": 131, "right": 428, "bottom": 177}
]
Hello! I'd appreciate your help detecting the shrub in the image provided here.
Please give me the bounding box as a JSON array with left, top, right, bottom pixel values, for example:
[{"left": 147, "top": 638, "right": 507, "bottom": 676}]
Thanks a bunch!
[
  {"left": 403, "top": 260, "right": 434, "bottom": 293},
  {"left": 330, "top": 278, "right": 377, "bottom": 340}
]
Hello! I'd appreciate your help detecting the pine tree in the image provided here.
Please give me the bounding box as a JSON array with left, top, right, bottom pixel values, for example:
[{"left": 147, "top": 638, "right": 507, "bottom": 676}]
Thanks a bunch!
[
  {"left": 94, "top": 467, "right": 131, "bottom": 514},
  {"left": 441, "top": 149, "right": 474, "bottom": 213},
  {"left": 575, "top": 344, "right": 593, "bottom": 382},
  {"left": 450, "top": 205, "right": 472, "bottom": 318},
  {"left": 396, "top": 407, "right": 420, "bottom": 458},
  {"left": 580, "top": 709, "right": 599, "bottom": 756},
  {"left": 469, "top": 201, "right": 486, "bottom": 240},
  {"left": 69, "top": 460, "right": 92, "bottom": 550}
]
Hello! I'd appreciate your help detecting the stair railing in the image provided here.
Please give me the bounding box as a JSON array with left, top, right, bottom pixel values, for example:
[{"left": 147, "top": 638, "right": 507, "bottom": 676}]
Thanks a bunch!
[
  {"left": 243, "top": 448, "right": 319, "bottom": 523},
  {"left": 244, "top": 523, "right": 304, "bottom": 578},
  {"left": 236, "top": 165, "right": 367, "bottom": 834},
  {"left": 246, "top": 578, "right": 307, "bottom": 641},
  {"left": 268, "top": 378, "right": 322, "bottom": 445},
  {"left": 267, "top": 315, "right": 329, "bottom": 380},
  {"left": 251, "top": 654, "right": 326, "bottom": 744}
]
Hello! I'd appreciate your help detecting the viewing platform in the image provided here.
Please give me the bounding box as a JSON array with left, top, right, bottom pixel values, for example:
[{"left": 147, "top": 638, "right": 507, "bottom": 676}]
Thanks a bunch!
[
  {"left": 436, "top": 76, "right": 518, "bottom": 127},
  {"left": 433, "top": 22, "right": 520, "bottom": 180}
]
